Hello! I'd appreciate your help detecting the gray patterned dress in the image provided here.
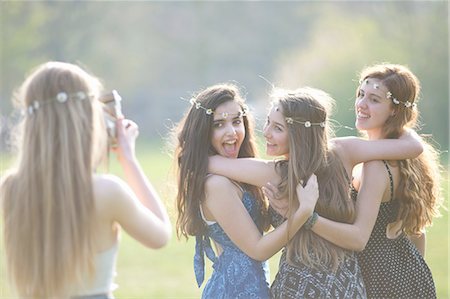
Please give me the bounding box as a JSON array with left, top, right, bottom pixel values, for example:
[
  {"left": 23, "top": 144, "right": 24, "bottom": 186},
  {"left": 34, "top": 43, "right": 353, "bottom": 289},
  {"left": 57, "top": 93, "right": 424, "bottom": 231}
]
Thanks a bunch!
[{"left": 269, "top": 207, "right": 366, "bottom": 299}]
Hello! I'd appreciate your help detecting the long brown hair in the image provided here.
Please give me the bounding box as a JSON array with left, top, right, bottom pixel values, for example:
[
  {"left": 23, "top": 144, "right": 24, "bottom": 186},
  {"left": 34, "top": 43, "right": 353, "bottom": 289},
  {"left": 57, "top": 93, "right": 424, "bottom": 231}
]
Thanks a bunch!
[
  {"left": 273, "top": 87, "right": 355, "bottom": 270},
  {"left": 175, "top": 83, "right": 268, "bottom": 239},
  {"left": 359, "top": 63, "right": 442, "bottom": 235},
  {"left": 1, "top": 61, "right": 106, "bottom": 298}
]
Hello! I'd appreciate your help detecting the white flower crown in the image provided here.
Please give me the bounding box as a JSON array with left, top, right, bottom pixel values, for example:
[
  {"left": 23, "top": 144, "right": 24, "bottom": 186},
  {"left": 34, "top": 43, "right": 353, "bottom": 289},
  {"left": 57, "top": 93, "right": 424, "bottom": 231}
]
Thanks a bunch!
[
  {"left": 189, "top": 97, "right": 248, "bottom": 117},
  {"left": 24, "top": 91, "right": 93, "bottom": 115},
  {"left": 285, "top": 117, "right": 326, "bottom": 128},
  {"left": 363, "top": 79, "right": 416, "bottom": 109}
]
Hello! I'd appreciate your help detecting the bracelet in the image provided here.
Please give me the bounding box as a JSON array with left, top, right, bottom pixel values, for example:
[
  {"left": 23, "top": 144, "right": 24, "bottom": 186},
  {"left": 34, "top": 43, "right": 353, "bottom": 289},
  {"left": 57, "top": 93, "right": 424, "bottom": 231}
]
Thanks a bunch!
[{"left": 304, "top": 212, "right": 318, "bottom": 230}]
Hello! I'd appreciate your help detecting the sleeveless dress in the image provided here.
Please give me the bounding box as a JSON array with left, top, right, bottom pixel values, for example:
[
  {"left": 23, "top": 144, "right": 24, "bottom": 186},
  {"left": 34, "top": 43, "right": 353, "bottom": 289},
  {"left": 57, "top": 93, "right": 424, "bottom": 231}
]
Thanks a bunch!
[
  {"left": 194, "top": 190, "right": 270, "bottom": 299},
  {"left": 269, "top": 207, "right": 366, "bottom": 299},
  {"left": 356, "top": 160, "right": 436, "bottom": 299},
  {"left": 71, "top": 242, "right": 119, "bottom": 299}
]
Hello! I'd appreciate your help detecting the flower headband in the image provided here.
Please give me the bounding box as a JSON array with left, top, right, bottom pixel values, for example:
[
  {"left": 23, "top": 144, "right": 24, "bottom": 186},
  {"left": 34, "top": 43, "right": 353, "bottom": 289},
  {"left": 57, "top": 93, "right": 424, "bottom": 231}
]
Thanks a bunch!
[
  {"left": 274, "top": 106, "right": 325, "bottom": 128},
  {"left": 24, "top": 91, "right": 93, "bottom": 115},
  {"left": 189, "top": 97, "right": 248, "bottom": 118},
  {"left": 362, "top": 79, "right": 416, "bottom": 108},
  {"left": 285, "top": 117, "right": 326, "bottom": 128}
]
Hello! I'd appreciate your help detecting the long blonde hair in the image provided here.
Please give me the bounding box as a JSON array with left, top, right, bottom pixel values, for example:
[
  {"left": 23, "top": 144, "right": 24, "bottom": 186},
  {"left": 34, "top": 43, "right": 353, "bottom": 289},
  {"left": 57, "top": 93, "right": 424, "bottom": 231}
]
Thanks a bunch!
[
  {"left": 274, "top": 87, "right": 356, "bottom": 270},
  {"left": 359, "top": 63, "right": 442, "bottom": 235},
  {"left": 1, "top": 61, "right": 106, "bottom": 298}
]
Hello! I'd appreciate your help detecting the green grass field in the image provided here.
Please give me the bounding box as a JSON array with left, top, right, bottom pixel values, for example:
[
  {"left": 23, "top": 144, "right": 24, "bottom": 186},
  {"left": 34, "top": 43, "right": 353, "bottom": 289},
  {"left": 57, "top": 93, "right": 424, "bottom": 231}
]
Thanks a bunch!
[{"left": 1, "top": 141, "right": 448, "bottom": 298}]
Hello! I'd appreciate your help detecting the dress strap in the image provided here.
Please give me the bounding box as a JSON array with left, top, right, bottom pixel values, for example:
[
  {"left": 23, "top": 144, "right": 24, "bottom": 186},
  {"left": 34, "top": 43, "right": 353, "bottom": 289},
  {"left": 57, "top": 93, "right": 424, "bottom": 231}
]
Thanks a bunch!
[
  {"left": 194, "top": 235, "right": 217, "bottom": 287},
  {"left": 382, "top": 160, "right": 394, "bottom": 201}
]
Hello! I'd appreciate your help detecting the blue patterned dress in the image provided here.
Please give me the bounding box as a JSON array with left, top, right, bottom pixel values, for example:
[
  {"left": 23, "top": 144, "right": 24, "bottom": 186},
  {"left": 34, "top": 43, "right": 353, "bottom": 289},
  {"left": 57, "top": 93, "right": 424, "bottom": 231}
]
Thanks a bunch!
[{"left": 194, "top": 191, "right": 270, "bottom": 299}]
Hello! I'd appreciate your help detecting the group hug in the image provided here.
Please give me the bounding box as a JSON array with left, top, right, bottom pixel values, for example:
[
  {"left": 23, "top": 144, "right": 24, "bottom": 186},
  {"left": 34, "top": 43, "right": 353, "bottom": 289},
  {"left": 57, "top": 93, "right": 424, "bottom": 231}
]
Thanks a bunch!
[{"left": 0, "top": 61, "right": 442, "bottom": 299}]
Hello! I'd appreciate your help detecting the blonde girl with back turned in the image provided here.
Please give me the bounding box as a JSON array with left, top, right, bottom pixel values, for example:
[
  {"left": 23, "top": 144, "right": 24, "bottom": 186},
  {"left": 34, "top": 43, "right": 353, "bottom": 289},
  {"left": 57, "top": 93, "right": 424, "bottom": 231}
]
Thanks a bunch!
[{"left": 0, "top": 61, "right": 171, "bottom": 299}]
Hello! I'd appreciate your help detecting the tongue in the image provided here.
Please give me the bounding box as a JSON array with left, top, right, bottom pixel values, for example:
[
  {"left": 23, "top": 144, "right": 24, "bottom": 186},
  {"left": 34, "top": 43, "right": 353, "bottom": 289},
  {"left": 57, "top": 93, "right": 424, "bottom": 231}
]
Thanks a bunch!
[{"left": 223, "top": 143, "right": 237, "bottom": 156}]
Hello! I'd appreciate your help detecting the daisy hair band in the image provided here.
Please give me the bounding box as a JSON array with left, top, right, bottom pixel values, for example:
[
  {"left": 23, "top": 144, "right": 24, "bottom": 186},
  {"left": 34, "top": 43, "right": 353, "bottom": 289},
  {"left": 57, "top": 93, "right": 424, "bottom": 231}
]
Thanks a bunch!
[
  {"left": 188, "top": 97, "right": 248, "bottom": 118},
  {"left": 362, "top": 79, "right": 416, "bottom": 108},
  {"left": 24, "top": 91, "right": 94, "bottom": 115},
  {"left": 285, "top": 117, "right": 326, "bottom": 128}
]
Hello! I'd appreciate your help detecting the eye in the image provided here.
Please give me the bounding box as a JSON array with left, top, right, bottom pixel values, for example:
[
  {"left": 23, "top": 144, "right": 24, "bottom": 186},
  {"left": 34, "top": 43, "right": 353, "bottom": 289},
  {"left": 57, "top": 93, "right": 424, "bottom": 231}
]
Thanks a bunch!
[
  {"left": 233, "top": 118, "right": 242, "bottom": 125},
  {"left": 370, "top": 97, "right": 380, "bottom": 103},
  {"left": 357, "top": 90, "right": 364, "bottom": 98},
  {"left": 274, "top": 125, "right": 283, "bottom": 132},
  {"left": 213, "top": 122, "right": 223, "bottom": 128}
]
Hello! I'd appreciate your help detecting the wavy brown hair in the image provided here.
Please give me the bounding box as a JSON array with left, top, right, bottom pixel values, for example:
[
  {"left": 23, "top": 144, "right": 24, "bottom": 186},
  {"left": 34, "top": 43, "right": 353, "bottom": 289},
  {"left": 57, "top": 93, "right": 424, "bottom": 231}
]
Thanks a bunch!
[
  {"left": 175, "top": 83, "right": 269, "bottom": 239},
  {"left": 273, "top": 87, "right": 356, "bottom": 270},
  {"left": 358, "top": 63, "right": 442, "bottom": 235},
  {"left": 0, "top": 62, "right": 106, "bottom": 298}
]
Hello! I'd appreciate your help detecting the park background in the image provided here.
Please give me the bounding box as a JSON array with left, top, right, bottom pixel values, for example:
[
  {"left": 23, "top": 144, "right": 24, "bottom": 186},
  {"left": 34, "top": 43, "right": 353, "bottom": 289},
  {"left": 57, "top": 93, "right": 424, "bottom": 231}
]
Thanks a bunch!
[{"left": 0, "top": 1, "right": 448, "bottom": 298}]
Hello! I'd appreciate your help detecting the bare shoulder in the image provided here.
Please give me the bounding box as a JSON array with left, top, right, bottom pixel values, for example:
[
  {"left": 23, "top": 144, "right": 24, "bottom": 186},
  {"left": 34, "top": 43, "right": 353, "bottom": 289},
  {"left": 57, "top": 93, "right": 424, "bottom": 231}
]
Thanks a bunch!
[
  {"left": 93, "top": 174, "right": 132, "bottom": 209},
  {"left": 205, "top": 174, "right": 236, "bottom": 190},
  {"left": 330, "top": 137, "right": 357, "bottom": 169},
  {"left": 363, "top": 160, "right": 386, "bottom": 171},
  {"left": 204, "top": 174, "right": 241, "bottom": 201},
  {"left": 362, "top": 160, "right": 390, "bottom": 183},
  {"left": 331, "top": 136, "right": 360, "bottom": 155},
  {"left": 331, "top": 136, "right": 359, "bottom": 147},
  {"left": 94, "top": 174, "right": 128, "bottom": 196}
]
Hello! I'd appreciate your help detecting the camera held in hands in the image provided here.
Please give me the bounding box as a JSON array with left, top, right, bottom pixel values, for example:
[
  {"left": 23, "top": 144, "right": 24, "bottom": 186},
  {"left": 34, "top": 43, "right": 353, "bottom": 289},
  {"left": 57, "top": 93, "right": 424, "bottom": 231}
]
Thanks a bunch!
[{"left": 99, "top": 90, "right": 123, "bottom": 147}]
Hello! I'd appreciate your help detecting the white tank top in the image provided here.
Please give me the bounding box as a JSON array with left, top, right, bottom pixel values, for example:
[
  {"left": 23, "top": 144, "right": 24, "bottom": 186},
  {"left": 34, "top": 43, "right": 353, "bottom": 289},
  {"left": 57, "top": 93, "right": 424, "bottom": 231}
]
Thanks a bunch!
[{"left": 72, "top": 242, "right": 119, "bottom": 296}]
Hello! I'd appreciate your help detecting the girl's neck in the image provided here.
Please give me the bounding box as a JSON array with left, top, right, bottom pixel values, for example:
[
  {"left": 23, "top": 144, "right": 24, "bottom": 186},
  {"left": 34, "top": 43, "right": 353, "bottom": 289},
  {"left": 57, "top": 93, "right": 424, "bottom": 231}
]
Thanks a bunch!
[{"left": 366, "top": 129, "right": 384, "bottom": 140}]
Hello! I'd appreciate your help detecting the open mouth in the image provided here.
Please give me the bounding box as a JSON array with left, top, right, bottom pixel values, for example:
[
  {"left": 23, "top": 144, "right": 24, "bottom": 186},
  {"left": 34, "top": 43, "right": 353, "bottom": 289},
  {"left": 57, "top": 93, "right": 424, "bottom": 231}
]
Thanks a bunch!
[{"left": 223, "top": 140, "right": 238, "bottom": 157}]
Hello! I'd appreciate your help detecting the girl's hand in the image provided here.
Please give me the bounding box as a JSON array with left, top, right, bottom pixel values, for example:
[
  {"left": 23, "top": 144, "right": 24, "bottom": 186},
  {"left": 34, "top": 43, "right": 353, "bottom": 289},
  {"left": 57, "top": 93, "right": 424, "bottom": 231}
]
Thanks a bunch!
[
  {"left": 112, "top": 118, "right": 139, "bottom": 164},
  {"left": 296, "top": 174, "right": 319, "bottom": 214},
  {"left": 263, "top": 182, "right": 289, "bottom": 218}
]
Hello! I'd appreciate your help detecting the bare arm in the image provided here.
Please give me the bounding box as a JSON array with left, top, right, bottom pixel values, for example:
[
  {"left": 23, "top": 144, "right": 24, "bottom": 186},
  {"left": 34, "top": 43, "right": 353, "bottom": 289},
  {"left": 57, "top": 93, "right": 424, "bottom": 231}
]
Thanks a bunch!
[
  {"left": 408, "top": 232, "right": 426, "bottom": 256},
  {"left": 111, "top": 119, "right": 171, "bottom": 248},
  {"left": 333, "top": 129, "right": 423, "bottom": 168},
  {"left": 204, "top": 175, "right": 318, "bottom": 261},
  {"left": 208, "top": 155, "right": 280, "bottom": 187},
  {"left": 310, "top": 161, "right": 389, "bottom": 251}
]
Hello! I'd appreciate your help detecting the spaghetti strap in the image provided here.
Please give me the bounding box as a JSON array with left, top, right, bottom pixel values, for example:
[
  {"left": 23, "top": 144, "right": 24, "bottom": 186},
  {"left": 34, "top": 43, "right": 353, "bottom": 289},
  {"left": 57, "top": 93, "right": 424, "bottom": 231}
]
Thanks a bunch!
[{"left": 381, "top": 160, "right": 394, "bottom": 201}]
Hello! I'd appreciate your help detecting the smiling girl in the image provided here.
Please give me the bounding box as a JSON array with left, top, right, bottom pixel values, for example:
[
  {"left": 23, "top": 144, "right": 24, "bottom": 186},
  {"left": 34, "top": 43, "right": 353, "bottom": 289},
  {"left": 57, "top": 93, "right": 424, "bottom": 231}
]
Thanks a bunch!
[
  {"left": 208, "top": 85, "right": 424, "bottom": 298},
  {"left": 174, "top": 83, "right": 318, "bottom": 299},
  {"left": 306, "top": 64, "right": 442, "bottom": 298}
]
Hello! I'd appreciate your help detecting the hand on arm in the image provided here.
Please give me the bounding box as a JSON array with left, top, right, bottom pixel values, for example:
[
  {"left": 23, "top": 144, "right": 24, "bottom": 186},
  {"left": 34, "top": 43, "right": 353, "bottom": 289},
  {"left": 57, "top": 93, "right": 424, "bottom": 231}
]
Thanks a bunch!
[
  {"left": 263, "top": 182, "right": 289, "bottom": 218},
  {"left": 311, "top": 161, "right": 387, "bottom": 251},
  {"left": 205, "top": 175, "right": 318, "bottom": 261},
  {"left": 111, "top": 119, "right": 171, "bottom": 248}
]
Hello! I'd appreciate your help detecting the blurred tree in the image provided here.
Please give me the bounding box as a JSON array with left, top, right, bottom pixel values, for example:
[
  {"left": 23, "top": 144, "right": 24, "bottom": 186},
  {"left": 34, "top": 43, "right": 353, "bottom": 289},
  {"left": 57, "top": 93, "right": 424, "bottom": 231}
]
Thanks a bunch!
[
  {"left": 273, "top": 2, "right": 448, "bottom": 150},
  {"left": 0, "top": 1, "right": 447, "bottom": 154}
]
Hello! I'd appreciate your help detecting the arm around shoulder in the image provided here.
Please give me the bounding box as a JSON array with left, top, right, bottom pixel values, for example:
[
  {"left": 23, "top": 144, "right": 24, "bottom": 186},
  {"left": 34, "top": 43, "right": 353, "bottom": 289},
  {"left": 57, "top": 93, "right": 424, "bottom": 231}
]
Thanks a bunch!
[
  {"left": 333, "top": 132, "right": 423, "bottom": 167},
  {"left": 311, "top": 160, "right": 388, "bottom": 251}
]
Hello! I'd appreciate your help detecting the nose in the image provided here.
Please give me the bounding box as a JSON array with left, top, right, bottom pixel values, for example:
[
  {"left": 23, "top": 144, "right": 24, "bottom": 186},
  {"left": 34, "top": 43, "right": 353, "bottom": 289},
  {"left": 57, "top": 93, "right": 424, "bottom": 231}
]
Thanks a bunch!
[
  {"left": 356, "top": 96, "right": 367, "bottom": 110},
  {"left": 225, "top": 122, "right": 237, "bottom": 135},
  {"left": 263, "top": 125, "right": 270, "bottom": 139}
]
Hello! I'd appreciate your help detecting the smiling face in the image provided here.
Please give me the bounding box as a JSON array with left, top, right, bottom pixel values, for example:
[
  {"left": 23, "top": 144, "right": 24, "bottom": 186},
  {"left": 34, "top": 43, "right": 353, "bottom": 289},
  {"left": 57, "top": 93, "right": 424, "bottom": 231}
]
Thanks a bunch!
[
  {"left": 263, "top": 105, "right": 290, "bottom": 158},
  {"left": 355, "top": 78, "right": 395, "bottom": 139},
  {"left": 210, "top": 100, "right": 246, "bottom": 158}
]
